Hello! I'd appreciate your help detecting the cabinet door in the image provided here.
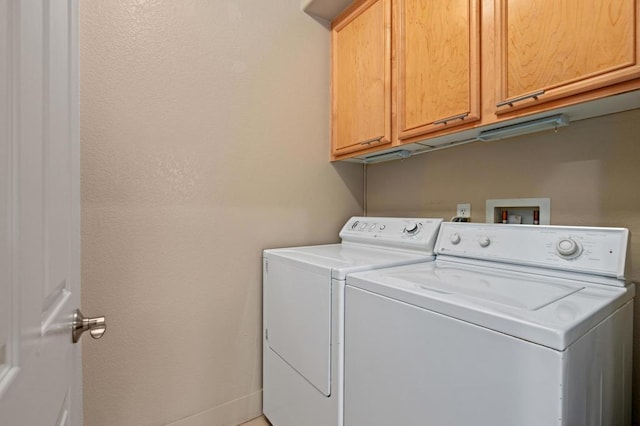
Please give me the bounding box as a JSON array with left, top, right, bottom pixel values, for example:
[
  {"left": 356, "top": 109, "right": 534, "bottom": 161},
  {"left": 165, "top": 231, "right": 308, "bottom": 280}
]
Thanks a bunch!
[
  {"left": 495, "top": 0, "right": 640, "bottom": 113},
  {"left": 397, "top": 0, "right": 480, "bottom": 141},
  {"left": 331, "top": 0, "right": 391, "bottom": 158}
]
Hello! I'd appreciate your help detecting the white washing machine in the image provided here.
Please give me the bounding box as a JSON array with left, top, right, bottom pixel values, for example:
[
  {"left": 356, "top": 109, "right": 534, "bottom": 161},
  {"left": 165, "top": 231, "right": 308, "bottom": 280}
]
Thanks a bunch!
[
  {"left": 345, "top": 222, "right": 635, "bottom": 426},
  {"left": 262, "top": 217, "right": 444, "bottom": 426}
]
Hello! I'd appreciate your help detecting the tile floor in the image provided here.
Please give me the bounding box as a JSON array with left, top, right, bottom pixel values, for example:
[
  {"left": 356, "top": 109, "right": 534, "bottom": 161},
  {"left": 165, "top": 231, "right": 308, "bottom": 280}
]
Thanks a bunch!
[{"left": 239, "top": 415, "right": 271, "bottom": 426}]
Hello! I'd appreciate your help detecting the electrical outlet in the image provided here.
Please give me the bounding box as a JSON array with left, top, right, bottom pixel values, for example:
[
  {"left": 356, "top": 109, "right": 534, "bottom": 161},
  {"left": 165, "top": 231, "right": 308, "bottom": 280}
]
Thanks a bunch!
[{"left": 457, "top": 203, "right": 471, "bottom": 218}]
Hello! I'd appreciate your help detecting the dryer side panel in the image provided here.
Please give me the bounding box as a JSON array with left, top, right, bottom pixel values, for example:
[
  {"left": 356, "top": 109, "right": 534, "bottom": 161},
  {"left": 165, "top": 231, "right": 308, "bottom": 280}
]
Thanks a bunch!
[{"left": 264, "top": 256, "right": 332, "bottom": 396}]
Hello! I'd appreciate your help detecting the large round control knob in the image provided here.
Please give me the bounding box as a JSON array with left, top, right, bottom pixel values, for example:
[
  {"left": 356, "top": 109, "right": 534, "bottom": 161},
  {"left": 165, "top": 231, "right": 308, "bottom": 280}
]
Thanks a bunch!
[
  {"left": 404, "top": 223, "right": 421, "bottom": 236},
  {"left": 450, "top": 233, "right": 461, "bottom": 245},
  {"left": 478, "top": 236, "right": 491, "bottom": 248},
  {"left": 556, "top": 238, "right": 581, "bottom": 258}
]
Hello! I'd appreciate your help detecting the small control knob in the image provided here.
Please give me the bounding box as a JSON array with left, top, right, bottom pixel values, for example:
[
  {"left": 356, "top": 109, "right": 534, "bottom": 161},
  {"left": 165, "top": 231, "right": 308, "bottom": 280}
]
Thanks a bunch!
[
  {"left": 450, "top": 233, "right": 461, "bottom": 245},
  {"left": 478, "top": 236, "right": 491, "bottom": 248},
  {"left": 556, "top": 238, "right": 581, "bottom": 258},
  {"left": 404, "top": 223, "right": 421, "bottom": 236}
]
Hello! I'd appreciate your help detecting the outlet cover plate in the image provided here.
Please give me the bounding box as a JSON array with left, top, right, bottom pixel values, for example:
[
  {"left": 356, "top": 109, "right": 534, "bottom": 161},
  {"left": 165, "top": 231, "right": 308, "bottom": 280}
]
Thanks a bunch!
[{"left": 457, "top": 203, "right": 471, "bottom": 218}]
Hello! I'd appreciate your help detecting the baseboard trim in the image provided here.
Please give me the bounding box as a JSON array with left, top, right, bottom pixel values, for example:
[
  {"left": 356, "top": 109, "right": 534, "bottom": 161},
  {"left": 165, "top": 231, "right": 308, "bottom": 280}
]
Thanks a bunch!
[{"left": 166, "top": 389, "right": 262, "bottom": 426}]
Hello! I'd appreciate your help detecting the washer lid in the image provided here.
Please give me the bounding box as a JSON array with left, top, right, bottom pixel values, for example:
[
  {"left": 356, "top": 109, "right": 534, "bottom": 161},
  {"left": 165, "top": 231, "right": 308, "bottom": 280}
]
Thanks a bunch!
[
  {"left": 412, "top": 266, "right": 584, "bottom": 310},
  {"left": 346, "top": 261, "right": 635, "bottom": 350},
  {"left": 264, "top": 244, "right": 433, "bottom": 280}
]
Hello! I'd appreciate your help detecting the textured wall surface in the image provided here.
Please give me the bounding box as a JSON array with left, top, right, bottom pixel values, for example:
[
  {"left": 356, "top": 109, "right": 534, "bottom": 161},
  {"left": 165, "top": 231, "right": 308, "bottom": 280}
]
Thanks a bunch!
[
  {"left": 366, "top": 108, "right": 640, "bottom": 424},
  {"left": 79, "top": 1, "right": 362, "bottom": 425}
]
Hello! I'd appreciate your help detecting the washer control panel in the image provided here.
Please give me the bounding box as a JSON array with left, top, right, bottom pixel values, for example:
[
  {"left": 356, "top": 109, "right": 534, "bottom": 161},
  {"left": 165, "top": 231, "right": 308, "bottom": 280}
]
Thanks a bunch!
[
  {"left": 435, "top": 222, "right": 629, "bottom": 280},
  {"left": 340, "top": 217, "right": 443, "bottom": 254}
]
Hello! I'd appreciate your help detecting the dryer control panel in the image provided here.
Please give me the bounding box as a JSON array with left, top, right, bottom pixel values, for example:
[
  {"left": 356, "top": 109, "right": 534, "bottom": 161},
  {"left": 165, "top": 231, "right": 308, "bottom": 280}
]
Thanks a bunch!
[
  {"left": 340, "top": 217, "right": 443, "bottom": 255},
  {"left": 435, "top": 223, "right": 629, "bottom": 281}
]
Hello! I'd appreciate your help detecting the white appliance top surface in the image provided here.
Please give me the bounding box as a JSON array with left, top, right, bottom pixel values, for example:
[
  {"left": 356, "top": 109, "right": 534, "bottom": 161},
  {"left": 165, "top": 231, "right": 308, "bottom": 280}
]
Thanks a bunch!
[
  {"left": 265, "top": 243, "right": 433, "bottom": 280},
  {"left": 347, "top": 260, "right": 635, "bottom": 350},
  {"left": 264, "top": 217, "right": 443, "bottom": 279}
]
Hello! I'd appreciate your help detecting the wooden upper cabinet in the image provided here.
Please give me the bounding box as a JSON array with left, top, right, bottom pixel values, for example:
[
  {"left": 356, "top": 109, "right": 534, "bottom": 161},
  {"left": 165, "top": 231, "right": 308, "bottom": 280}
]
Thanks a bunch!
[
  {"left": 495, "top": 0, "right": 640, "bottom": 113},
  {"left": 329, "top": 0, "right": 640, "bottom": 161},
  {"left": 397, "top": 0, "right": 480, "bottom": 140},
  {"left": 331, "top": 0, "right": 391, "bottom": 158}
]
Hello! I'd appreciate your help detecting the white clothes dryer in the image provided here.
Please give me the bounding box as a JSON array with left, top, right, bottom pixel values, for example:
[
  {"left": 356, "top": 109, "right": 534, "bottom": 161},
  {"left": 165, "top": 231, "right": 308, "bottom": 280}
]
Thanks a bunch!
[
  {"left": 345, "top": 222, "right": 634, "bottom": 426},
  {"left": 262, "top": 217, "right": 443, "bottom": 426}
]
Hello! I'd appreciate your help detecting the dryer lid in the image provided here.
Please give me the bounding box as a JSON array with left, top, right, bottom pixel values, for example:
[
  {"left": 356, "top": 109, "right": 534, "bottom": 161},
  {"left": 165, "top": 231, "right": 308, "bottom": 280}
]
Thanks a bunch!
[{"left": 265, "top": 244, "right": 433, "bottom": 280}]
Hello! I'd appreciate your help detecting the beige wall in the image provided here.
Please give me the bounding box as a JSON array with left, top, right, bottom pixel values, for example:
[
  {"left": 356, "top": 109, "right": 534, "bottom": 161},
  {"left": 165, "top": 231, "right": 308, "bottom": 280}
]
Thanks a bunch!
[
  {"left": 367, "top": 108, "right": 640, "bottom": 422},
  {"left": 79, "top": 1, "right": 362, "bottom": 425},
  {"left": 79, "top": 0, "right": 640, "bottom": 423}
]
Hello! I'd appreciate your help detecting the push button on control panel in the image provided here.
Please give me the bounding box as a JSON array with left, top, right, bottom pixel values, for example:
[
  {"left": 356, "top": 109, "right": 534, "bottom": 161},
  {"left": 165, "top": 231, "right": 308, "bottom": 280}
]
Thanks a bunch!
[
  {"left": 478, "top": 236, "right": 491, "bottom": 248},
  {"left": 450, "top": 233, "right": 461, "bottom": 244}
]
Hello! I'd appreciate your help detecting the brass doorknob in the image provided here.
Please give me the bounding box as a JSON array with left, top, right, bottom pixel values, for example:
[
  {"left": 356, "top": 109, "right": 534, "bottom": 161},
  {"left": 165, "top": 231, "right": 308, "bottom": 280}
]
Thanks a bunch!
[{"left": 72, "top": 309, "right": 106, "bottom": 343}]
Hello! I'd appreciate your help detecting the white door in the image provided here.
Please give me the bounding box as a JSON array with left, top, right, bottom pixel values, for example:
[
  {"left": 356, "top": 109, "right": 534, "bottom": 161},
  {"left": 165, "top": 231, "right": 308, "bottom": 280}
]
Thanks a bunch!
[{"left": 0, "top": 1, "right": 90, "bottom": 425}]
